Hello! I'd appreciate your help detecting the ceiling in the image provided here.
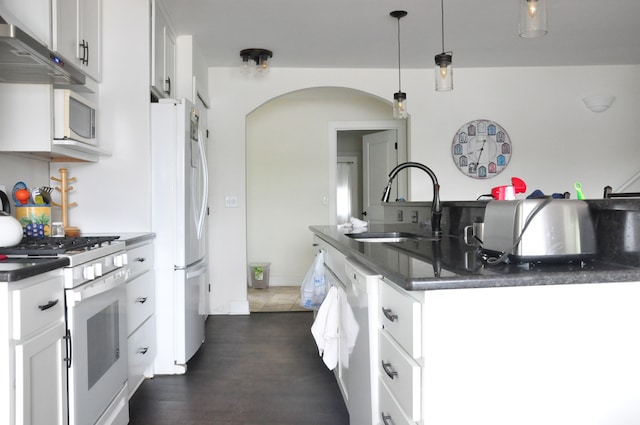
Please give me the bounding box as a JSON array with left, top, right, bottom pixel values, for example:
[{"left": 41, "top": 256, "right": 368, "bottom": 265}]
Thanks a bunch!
[{"left": 158, "top": 0, "right": 640, "bottom": 69}]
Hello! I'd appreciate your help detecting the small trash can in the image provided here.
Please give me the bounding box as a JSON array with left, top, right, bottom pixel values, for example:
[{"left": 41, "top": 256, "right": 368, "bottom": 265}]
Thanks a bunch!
[{"left": 248, "top": 262, "right": 271, "bottom": 289}]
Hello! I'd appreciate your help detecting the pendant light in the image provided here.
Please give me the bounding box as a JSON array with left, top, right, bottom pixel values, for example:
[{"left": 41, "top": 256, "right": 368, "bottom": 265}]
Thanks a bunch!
[
  {"left": 434, "top": 0, "right": 452, "bottom": 91},
  {"left": 390, "top": 11, "right": 408, "bottom": 119},
  {"left": 519, "top": 0, "right": 547, "bottom": 38}
]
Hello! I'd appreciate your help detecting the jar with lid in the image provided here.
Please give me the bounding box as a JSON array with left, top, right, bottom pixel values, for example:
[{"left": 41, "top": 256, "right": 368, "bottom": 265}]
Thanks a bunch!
[{"left": 51, "top": 222, "right": 65, "bottom": 237}]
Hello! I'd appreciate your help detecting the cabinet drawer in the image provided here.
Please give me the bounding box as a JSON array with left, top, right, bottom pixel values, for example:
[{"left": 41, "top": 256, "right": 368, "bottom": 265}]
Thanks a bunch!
[
  {"left": 379, "top": 280, "right": 421, "bottom": 358},
  {"left": 378, "top": 378, "right": 416, "bottom": 425},
  {"left": 127, "top": 243, "right": 154, "bottom": 280},
  {"left": 378, "top": 329, "right": 421, "bottom": 422},
  {"left": 12, "top": 279, "right": 64, "bottom": 340},
  {"left": 128, "top": 316, "right": 156, "bottom": 398},
  {"left": 127, "top": 271, "right": 155, "bottom": 336}
]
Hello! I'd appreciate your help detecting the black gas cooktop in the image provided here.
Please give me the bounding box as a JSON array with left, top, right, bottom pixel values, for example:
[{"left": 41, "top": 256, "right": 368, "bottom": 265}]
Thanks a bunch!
[{"left": 0, "top": 236, "right": 120, "bottom": 256}]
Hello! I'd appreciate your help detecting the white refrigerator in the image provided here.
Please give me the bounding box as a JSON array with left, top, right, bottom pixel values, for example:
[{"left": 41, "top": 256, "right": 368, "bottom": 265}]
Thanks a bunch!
[{"left": 151, "top": 98, "right": 209, "bottom": 375}]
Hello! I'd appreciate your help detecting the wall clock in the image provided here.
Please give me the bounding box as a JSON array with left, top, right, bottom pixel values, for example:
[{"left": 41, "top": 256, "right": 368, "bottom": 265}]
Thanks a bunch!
[{"left": 451, "top": 119, "right": 512, "bottom": 179}]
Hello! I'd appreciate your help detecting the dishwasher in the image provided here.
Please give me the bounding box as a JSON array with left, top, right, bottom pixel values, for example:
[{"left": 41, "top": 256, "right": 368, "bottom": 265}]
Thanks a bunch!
[{"left": 344, "top": 258, "right": 380, "bottom": 425}]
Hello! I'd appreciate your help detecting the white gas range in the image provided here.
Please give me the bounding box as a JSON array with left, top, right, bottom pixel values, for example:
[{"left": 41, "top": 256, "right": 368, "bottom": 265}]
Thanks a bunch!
[{"left": 0, "top": 236, "right": 130, "bottom": 425}]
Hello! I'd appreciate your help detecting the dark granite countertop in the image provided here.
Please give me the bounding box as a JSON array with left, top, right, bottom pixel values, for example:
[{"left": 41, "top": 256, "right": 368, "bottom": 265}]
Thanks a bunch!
[
  {"left": 0, "top": 257, "right": 69, "bottom": 282},
  {"left": 310, "top": 223, "right": 640, "bottom": 291}
]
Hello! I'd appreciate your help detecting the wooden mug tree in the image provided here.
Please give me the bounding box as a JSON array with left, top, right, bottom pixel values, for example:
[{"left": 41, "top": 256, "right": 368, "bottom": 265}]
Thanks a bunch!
[{"left": 51, "top": 168, "right": 80, "bottom": 237}]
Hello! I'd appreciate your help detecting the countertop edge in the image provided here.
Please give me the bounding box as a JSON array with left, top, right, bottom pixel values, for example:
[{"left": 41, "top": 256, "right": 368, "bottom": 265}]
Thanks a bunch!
[
  {"left": 0, "top": 257, "right": 70, "bottom": 282},
  {"left": 310, "top": 225, "right": 640, "bottom": 291}
]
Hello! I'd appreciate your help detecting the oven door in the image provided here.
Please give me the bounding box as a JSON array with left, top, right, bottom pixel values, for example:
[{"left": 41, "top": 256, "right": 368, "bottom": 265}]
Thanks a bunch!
[{"left": 66, "top": 269, "right": 129, "bottom": 425}]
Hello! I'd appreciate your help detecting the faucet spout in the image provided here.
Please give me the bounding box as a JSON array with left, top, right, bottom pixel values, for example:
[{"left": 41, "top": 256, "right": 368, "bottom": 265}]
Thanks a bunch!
[{"left": 381, "top": 161, "right": 442, "bottom": 238}]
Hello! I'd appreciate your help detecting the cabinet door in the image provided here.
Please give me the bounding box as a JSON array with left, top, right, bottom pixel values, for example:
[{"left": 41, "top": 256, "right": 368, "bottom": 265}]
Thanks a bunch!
[
  {"left": 15, "top": 322, "right": 68, "bottom": 425},
  {"left": 80, "top": 0, "right": 102, "bottom": 81},
  {"left": 151, "top": 0, "right": 165, "bottom": 93},
  {"left": 164, "top": 28, "right": 176, "bottom": 97},
  {"left": 54, "top": 0, "right": 80, "bottom": 62},
  {"left": 151, "top": 0, "right": 176, "bottom": 98},
  {"left": 53, "top": 0, "right": 102, "bottom": 81}
]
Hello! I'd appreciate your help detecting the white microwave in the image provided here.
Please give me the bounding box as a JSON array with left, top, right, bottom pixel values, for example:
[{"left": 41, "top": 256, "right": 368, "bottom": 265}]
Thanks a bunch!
[{"left": 53, "top": 89, "right": 97, "bottom": 146}]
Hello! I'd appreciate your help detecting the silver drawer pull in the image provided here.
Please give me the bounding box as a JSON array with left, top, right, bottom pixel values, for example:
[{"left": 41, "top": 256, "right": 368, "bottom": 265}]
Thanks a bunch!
[
  {"left": 134, "top": 257, "right": 146, "bottom": 263},
  {"left": 135, "top": 297, "right": 148, "bottom": 304},
  {"left": 382, "top": 307, "right": 398, "bottom": 322},
  {"left": 38, "top": 299, "right": 59, "bottom": 311},
  {"left": 381, "top": 361, "right": 398, "bottom": 379},
  {"left": 138, "top": 347, "right": 149, "bottom": 355},
  {"left": 381, "top": 413, "right": 395, "bottom": 425}
]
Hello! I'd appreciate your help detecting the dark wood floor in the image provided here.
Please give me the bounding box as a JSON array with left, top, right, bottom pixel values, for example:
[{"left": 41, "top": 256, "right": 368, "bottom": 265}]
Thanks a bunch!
[{"left": 128, "top": 312, "right": 349, "bottom": 425}]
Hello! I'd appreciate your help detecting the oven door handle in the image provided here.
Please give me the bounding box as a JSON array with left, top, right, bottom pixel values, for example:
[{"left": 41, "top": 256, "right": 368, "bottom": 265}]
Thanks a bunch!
[{"left": 66, "top": 267, "right": 129, "bottom": 306}]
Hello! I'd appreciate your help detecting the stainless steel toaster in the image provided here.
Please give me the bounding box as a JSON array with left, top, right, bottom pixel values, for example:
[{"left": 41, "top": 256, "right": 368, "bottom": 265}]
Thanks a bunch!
[{"left": 481, "top": 199, "right": 597, "bottom": 262}]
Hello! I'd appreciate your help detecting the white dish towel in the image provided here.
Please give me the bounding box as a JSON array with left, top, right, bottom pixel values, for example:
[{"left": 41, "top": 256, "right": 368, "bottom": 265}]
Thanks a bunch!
[{"left": 311, "top": 285, "right": 360, "bottom": 370}]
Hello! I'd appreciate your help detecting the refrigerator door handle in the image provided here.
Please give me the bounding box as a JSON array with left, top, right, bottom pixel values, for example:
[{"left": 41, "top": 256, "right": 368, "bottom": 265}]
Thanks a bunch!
[
  {"left": 196, "top": 130, "right": 209, "bottom": 239},
  {"left": 186, "top": 262, "right": 207, "bottom": 279}
]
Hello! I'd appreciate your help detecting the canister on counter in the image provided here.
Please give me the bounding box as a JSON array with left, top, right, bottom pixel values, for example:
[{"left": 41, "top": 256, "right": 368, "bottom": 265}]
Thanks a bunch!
[{"left": 16, "top": 205, "right": 51, "bottom": 237}]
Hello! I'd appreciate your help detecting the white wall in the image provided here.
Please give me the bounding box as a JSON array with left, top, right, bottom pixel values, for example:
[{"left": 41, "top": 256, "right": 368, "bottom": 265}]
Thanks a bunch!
[
  {"left": 56, "top": 0, "right": 151, "bottom": 233},
  {"left": 246, "top": 89, "right": 390, "bottom": 287},
  {"left": 208, "top": 64, "right": 640, "bottom": 314}
]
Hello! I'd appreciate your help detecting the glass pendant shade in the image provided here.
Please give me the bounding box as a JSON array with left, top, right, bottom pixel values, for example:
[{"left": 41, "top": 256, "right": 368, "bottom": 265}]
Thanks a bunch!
[
  {"left": 393, "top": 92, "right": 407, "bottom": 119},
  {"left": 434, "top": 53, "right": 453, "bottom": 91},
  {"left": 257, "top": 54, "right": 270, "bottom": 74},
  {"left": 519, "top": 0, "right": 547, "bottom": 38}
]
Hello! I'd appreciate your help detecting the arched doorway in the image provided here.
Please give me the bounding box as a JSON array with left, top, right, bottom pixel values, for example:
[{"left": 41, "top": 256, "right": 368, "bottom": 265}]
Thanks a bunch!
[{"left": 245, "top": 87, "right": 402, "bottom": 307}]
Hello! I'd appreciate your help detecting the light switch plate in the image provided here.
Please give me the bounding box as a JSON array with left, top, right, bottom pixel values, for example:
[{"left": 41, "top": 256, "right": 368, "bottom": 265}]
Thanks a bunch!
[{"left": 224, "top": 196, "right": 238, "bottom": 208}]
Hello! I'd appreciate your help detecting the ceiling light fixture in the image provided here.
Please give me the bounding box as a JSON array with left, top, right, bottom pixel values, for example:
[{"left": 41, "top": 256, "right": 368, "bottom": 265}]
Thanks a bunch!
[
  {"left": 240, "top": 48, "right": 273, "bottom": 75},
  {"left": 390, "top": 10, "right": 408, "bottom": 119},
  {"left": 519, "top": 0, "right": 547, "bottom": 38},
  {"left": 434, "top": 0, "right": 453, "bottom": 91}
]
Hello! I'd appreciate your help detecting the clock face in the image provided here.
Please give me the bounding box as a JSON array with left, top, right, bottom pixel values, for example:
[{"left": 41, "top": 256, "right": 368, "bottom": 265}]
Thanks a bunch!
[{"left": 451, "top": 119, "right": 512, "bottom": 179}]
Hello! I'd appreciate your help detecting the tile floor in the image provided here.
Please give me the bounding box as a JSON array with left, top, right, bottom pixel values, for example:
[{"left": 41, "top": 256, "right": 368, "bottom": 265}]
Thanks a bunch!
[{"left": 248, "top": 285, "right": 309, "bottom": 312}]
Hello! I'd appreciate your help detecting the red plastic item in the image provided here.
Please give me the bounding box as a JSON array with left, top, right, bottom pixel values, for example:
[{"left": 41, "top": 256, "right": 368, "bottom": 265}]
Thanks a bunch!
[
  {"left": 491, "top": 177, "right": 527, "bottom": 200},
  {"left": 15, "top": 189, "right": 30, "bottom": 205}
]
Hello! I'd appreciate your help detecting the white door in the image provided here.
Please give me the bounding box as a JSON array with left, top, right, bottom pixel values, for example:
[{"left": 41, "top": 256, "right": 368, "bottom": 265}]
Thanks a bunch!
[{"left": 363, "top": 130, "right": 399, "bottom": 223}]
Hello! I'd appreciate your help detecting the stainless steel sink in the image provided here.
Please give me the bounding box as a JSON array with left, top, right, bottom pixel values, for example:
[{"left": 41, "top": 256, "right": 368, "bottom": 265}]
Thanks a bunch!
[{"left": 345, "top": 231, "right": 432, "bottom": 243}]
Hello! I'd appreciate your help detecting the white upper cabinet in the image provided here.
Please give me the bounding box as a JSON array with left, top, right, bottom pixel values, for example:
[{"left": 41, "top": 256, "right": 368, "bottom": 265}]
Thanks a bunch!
[
  {"left": 176, "top": 35, "right": 210, "bottom": 108},
  {"left": 151, "top": 0, "right": 176, "bottom": 99},
  {"left": 0, "top": 0, "right": 52, "bottom": 46},
  {"left": 53, "top": 0, "right": 102, "bottom": 82}
]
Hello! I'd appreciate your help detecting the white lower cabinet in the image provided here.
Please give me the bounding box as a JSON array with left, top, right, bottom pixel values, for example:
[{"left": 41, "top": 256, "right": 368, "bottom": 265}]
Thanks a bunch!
[
  {"left": 1, "top": 271, "right": 68, "bottom": 425},
  {"left": 378, "top": 330, "right": 421, "bottom": 422},
  {"left": 378, "top": 377, "right": 414, "bottom": 425},
  {"left": 127, "top": 315, "right": 156, "bottom": 393},
  {"left": 125, "top": 240, "right": 156, "bottom": 397},
  {"left": 376, "top": 278, "right": 422, "bottom": 425},
  {"left": 15, "top": 321, "right": 68, "bottom": 425}
]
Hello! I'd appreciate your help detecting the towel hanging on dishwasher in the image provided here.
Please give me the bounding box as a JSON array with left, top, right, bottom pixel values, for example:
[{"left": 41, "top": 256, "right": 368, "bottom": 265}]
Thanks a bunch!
[{"left": 311, "top": 285, "right": 359, "bottom": 370}]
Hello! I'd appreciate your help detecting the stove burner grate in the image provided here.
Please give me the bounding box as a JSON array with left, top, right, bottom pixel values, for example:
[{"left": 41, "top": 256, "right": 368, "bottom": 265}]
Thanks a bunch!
[{"left": 0, "top": 236, "right": 121, "bottom": 256}]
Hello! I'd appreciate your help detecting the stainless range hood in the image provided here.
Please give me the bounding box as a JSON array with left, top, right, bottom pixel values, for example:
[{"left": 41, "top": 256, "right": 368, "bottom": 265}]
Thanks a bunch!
[{"left": 0, "top": 14, "right": 85, "bottom": 85}]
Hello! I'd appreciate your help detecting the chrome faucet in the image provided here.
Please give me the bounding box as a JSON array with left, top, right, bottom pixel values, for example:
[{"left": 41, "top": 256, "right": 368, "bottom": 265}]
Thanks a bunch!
[{"left": 381, "top": 161, "right": 443, "bottom": 238}]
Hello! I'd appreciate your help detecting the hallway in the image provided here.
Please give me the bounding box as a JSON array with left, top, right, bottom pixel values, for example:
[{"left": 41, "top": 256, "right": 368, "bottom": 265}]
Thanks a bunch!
[{"left": 128, "top": 312, "right": 349, "bottom": 425}]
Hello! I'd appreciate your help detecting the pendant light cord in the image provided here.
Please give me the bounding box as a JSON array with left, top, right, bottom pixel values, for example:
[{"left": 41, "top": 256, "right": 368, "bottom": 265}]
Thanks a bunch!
[
  {"left": 396, "top": 16, "right": 402, "bottom": 92},
  {"left": 440, "top": 0, "right": 445, "bottom": 53}
]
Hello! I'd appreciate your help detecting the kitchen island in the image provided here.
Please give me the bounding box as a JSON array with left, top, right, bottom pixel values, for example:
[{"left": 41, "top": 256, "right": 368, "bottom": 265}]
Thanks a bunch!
[{"left": 310, "top": 206, "right": 640, "bottom": 425}]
